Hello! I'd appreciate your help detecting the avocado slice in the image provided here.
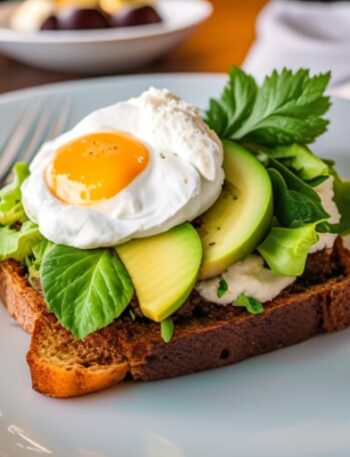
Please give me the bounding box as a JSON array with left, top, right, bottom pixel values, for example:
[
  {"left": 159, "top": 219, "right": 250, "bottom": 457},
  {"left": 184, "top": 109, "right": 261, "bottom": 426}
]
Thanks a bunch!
[
  {"left": 115, "top": 223, "right": 202, "bottom": 322},
  {"left": 197, "top": 141, "right": 273, "bottom": 279}
]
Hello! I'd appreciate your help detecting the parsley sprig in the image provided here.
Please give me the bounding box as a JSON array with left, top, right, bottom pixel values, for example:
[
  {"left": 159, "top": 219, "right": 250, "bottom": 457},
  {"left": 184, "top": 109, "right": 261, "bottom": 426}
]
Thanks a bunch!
[{"left": 206, "top": 66, "right": 331, "bottom": 146}]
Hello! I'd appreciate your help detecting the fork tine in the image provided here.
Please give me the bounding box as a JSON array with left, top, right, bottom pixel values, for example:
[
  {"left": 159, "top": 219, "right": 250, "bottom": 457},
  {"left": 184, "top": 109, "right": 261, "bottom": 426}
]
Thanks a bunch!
[
  {"left": 1, "top": 99, "right": 72, "bottom": 185},
  {"left": 0, "top": 102, "right": 43, "bottom": 182},
  {"left": 0, "top": 101, "right": 27, "bottom": 155},
  {"left": 20, "top": 99, "right": 72, "bottom": 166},
  {"left": 18, "top": 101, "right": 55, "bottom": 164},
  {"left": 46, "top": 100, "right": 71, "bottom": 142}
]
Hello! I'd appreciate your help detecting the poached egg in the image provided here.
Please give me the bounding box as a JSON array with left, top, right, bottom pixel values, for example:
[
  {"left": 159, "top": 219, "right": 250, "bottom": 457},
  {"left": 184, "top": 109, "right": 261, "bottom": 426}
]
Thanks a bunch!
[{"left": 22, "top": 88, "right": 224, "bottom": 248}]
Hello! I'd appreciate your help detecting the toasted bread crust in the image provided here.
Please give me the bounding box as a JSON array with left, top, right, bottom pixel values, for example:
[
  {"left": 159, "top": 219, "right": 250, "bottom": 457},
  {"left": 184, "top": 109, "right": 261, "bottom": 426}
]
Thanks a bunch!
[
  {"left": 27, "top": 315, "right": 129, "bottom": 397},
  {"left": 1, "top": 239, "right": 350, "bottom": 397},
  {"left": 0, "top": 260, "right": 45, "bottom": 333},
  {"left": 27, "top": 351, "right": 129, "bottom": 398}
]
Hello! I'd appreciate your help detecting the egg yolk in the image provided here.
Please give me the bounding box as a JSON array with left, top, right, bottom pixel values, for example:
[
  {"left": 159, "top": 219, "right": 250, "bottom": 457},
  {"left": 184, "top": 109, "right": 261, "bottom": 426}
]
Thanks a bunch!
[{"left": 46, "top": 132, "right": 150, "bottom": 205}]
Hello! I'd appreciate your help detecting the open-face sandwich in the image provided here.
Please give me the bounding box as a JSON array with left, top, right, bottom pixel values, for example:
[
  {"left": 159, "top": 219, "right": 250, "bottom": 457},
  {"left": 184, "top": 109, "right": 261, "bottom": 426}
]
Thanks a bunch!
[{"left": 1, "top": 67, "right": 350, "bottom": 397}]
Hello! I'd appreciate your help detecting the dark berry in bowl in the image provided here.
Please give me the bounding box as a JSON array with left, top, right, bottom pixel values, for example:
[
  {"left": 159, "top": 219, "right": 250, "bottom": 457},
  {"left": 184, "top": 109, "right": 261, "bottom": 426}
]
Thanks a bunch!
[
  {"left": 109, "top": 5, "right": 162, "bottom": 28},
  {"left": 57, "top": 7, "right": 110, "bottom": 30},
  {"left": 41, "top": 15, "right": 59, "bottom": 30}
]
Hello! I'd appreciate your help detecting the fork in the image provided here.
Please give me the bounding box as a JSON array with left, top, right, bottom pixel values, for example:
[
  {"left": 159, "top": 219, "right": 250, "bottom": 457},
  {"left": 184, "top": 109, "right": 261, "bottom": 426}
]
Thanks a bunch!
[{"left": 0, "top": 99, "right": 71, "bottom": 185}]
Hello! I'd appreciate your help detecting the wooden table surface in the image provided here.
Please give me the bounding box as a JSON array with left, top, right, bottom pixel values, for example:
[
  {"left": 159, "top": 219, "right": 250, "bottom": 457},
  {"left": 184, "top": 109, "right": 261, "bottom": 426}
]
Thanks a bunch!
[{"left": 0, "top": 0, "right": 267, "bottom": 94}]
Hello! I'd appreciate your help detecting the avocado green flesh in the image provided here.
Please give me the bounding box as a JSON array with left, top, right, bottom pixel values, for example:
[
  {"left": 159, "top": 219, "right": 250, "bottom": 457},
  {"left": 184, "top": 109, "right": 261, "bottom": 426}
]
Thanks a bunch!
[
  {"left": 198, "top": 141, "right": 273, "bottom": 279},
  {"left": 115, "top": 223, "right": 202, "bottom": 322}
]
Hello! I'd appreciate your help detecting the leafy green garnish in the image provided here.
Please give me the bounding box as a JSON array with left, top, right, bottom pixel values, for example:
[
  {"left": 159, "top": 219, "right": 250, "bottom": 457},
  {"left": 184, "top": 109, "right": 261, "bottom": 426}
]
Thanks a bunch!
[
  {"left": 268, "top": 166, "right": 330, "bottom": 228},
  {"left": 217, "top": 278, "right": 228, "bottom": 298},
  {"left": 41, "top": 245, "right": 134, "bottom": 339},
  {"left": 25, "top": 239, "right": 54, "bottom": 287},
  {"left": 206, "top": 66, "right": 331, "bottom": 146},
  {"left": 258, "top": 225, "right": 318, "bottom": 276},
  {"left": 207, "top": 67, "right": 257, "bottom": 140},
  {"left": 0, "top": 221, "right": 43, "bottom": 262},
  {"left": 234, "top": 294, "right": 264, "bottom": 314},
  {"left": 328, "top": 167, "right": 350, "bottom": 236},
  {"left": 160, "top": 317, "right": 174, "bottom": 343},
  {"left": 0, "top": 162, "right": 29, "bottom": 225},
  {"left": 268, "top": 144, "right": 329, "bottom": 182}
]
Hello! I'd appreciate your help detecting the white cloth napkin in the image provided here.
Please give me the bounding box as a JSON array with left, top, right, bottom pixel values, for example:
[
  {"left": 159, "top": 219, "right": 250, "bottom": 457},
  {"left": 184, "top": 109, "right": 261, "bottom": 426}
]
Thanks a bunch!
[{"left": 244, "top": 0, "right": 350, "bottom": 88}]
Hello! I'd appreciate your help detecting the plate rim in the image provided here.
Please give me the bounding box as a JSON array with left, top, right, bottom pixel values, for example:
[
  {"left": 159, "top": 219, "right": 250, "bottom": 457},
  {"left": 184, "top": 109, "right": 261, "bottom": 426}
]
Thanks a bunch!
[
  {"left": 0, "top": 71, "right": 345, "bottom": 106},
  {"left": 0, "top": 71, "right": 227, "bottom": 104},
  {"left": 0, "top": 0, "right": 212, "bottom": 43}
]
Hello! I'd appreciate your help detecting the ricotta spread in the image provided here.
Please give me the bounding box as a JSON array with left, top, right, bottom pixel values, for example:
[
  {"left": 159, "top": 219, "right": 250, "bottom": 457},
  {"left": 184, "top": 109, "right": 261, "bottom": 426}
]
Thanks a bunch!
[
  {"left": 343, "top": 235, "right": 350, "bottom": 250},
  {"left": 196, "top": 255, "right": 295, "bottom": 305},
  {"left": 310, "top": 176, "right": 340, "bottom": 253}
]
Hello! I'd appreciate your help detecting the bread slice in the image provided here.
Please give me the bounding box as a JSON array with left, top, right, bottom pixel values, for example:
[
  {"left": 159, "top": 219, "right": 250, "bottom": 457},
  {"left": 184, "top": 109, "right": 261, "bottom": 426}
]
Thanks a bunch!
[
  {"left": 1, "top": 238, "right": 350, "bottom": 397},
  {"left": 27, "top": 315, "right": 129, "bottom": 398}
]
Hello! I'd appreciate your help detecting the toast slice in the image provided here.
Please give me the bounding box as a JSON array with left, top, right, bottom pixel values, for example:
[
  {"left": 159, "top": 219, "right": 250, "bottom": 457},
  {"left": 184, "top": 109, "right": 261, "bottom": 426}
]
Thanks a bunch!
[
  {"left": 1, "top": 239, "right": 350, "bottom": 397},
  {"left": 0, "top": 260, "right": 46, "bottom": 333}
]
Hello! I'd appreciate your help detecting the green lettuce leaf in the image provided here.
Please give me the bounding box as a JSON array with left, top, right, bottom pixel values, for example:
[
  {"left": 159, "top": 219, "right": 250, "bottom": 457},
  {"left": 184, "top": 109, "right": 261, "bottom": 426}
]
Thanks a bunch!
[
  {"left": 41, "top": 244, "right": 134, "bottom": 339},
  {"left": 25, "top": 239, "right": 54, "bottom": 287},
  {"left": 268, "top": 144, "right": 329, "bottom": 182},
  {"left": 258, "top": 225, "right": 318, "bottom": 276},
  {"left": 0, "top": 221, "right": 43, "bottom": 262},
  {"left": 206, "top": 67, "right": 331, "bottom": 145},
  {"left": 234, "top": 294, "right": 264, "bottom": 314},
  {"left": 268, "top": 167, "right": 330, "bottom": 228},
  {"left": 328, "top": 168, "right": 350, "bottom": 236},
  {"left": 0, "top": 162, "right": 29, "bottom": 225}
]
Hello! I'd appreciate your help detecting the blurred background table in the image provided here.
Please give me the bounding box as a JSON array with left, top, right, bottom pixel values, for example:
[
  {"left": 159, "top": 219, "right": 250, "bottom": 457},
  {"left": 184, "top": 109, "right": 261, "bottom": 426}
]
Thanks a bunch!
[{"left": 0, "top": 0, "right": 267, "bottom": 94}]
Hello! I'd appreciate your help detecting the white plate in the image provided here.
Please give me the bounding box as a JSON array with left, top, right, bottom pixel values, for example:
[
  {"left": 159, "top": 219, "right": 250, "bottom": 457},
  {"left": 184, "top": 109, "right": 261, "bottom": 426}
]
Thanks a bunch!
[
  {"left": 1, "top": 74, "right": 350, "bottom": 457},
  {"left": 0, "top": 0, "right": 212, "bottom": 73}
]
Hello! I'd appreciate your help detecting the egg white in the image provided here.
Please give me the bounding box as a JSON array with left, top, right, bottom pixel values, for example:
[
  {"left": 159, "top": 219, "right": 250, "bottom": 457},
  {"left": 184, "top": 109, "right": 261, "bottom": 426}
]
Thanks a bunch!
[{"left": 22, "top": 88, "right": 224, "bottom": 249}]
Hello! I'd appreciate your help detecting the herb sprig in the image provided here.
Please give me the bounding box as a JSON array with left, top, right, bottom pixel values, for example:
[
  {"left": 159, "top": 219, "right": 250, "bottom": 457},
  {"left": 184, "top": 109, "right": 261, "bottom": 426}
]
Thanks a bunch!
[
  {"left": 217, "top": 278, "right": 228, "bottom": 298},
  {"left": 234, "top": 294, "right": 264, "bottom": 314},
  {"left": 206, "top": 66, "right": 331, "bottom": 146}
]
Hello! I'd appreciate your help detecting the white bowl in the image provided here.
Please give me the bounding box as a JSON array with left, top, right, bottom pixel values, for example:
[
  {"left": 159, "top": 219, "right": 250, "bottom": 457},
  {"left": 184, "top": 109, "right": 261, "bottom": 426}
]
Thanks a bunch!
[{"left": 0, "top": 0, "right": 212, "bottom": 74}]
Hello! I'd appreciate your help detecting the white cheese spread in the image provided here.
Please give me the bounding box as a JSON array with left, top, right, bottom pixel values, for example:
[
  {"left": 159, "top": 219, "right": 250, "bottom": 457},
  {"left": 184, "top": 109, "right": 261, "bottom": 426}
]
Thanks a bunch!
[
  {"left": 310, "top": 176, "right": 340, "bottom": 253},
  {"left": 196, "top": 255, "right": 295, "bottom": 305}
]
